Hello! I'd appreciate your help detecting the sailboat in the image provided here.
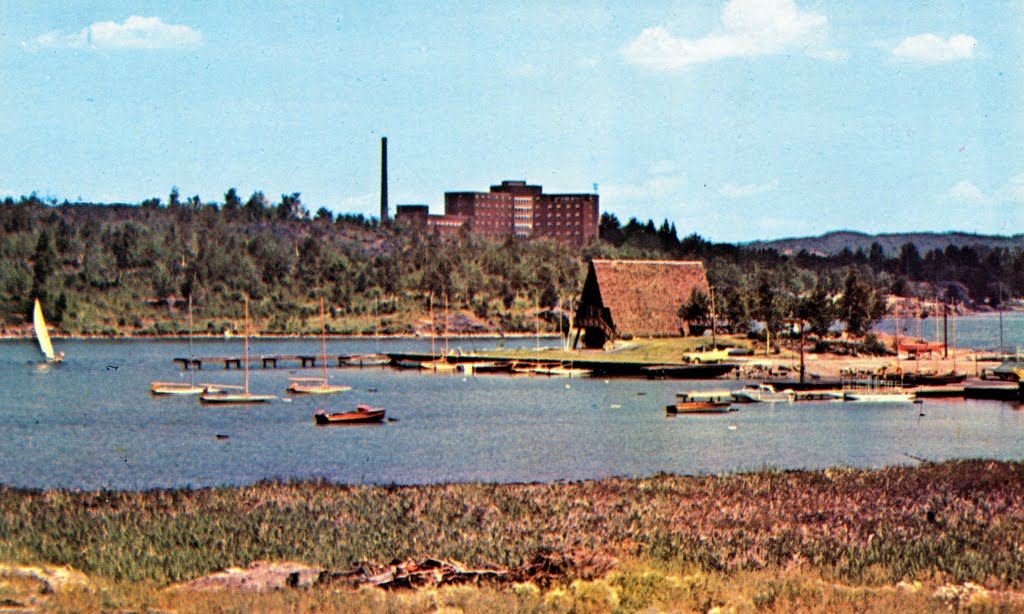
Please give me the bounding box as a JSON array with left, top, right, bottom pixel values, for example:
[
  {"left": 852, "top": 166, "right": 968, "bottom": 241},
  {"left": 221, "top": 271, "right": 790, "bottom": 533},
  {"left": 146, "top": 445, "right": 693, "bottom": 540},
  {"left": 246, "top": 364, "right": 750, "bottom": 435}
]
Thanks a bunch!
[
  {"left": 32, "top": 298, "right": 64, "bottom": 364},
  {"left": 421, "top": 294, "right": 457, "bottom": 372},
  {"left": 151, "top": 295, "right": 212, "bottom": 395},
  {"left": 200, "top": 297, "right": 276, "bottom": 405},
  {"left": 287, "top": 297, "right": 352, "bottom": 394}
]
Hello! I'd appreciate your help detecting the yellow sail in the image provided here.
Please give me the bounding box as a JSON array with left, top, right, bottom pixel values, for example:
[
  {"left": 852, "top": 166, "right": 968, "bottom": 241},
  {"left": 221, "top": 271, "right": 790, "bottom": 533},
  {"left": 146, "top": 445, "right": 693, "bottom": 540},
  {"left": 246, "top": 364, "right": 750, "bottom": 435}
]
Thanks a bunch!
[{"left": 33, "top": 298, "right": 55, "bottom": 361}]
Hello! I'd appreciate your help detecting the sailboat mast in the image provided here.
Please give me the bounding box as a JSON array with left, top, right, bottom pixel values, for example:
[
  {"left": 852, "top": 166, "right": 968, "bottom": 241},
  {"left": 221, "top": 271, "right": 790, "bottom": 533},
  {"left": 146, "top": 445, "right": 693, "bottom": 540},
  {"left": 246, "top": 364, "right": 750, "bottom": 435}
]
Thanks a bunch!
[
  {"left": 244, "top": 297, "right": 250, "bottom": 396},
  {"left": 430, "top": 294, "right": 436, "bottom": 358},
  {"left": 188, "top": 294, "right": 195, "bottom": 387},
  {"left": 320, "top": 297, "right": 329, "bottom": 383}
]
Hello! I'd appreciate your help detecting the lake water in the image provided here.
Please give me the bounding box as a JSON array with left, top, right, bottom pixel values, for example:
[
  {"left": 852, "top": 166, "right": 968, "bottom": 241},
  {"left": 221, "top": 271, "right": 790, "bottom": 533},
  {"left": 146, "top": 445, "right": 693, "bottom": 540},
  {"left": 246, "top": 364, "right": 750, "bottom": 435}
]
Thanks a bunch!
[{"left": 2, "top": 317, "right": 1024, "bottom": 491}]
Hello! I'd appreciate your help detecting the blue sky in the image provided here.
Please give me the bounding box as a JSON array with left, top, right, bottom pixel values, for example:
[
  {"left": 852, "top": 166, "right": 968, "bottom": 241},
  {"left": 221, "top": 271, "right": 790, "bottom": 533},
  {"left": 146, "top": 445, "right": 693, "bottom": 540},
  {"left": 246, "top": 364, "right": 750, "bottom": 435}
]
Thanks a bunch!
[{"left": 3, "top": 1, "right": 1022, "bottom": 242}]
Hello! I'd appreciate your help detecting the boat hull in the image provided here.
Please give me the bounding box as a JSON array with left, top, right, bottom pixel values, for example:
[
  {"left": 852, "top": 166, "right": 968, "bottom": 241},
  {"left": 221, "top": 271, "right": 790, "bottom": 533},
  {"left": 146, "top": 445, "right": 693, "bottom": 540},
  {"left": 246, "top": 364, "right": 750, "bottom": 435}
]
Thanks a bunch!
[
  {"left": 666, "top": 402, "right": 735, "bottom": 415},
  {"left": 199, "top": 392, "right": 276, "bottom": 405},
  {"left": 314, "top": 406, "right": 386, "bottom": 424},
  {"left": 150, "top": 382, "right": 206, "bottom": 395}
]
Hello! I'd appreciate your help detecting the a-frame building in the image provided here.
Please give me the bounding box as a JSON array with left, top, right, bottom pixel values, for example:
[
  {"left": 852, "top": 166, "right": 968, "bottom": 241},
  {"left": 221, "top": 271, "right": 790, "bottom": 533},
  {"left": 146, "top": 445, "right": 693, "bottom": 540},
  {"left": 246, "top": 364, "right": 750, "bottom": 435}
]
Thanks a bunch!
[{"left": 572, "top": 259, "right": 710, "bottom": 349}]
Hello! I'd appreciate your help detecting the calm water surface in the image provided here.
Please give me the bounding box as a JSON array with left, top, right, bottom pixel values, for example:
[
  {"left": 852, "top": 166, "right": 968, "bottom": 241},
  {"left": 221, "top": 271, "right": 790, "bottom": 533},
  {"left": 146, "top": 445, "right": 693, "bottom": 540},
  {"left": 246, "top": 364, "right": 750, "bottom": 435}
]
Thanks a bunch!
[{"left": 2, "top": 319, "right": 1023, "bottom": 490}]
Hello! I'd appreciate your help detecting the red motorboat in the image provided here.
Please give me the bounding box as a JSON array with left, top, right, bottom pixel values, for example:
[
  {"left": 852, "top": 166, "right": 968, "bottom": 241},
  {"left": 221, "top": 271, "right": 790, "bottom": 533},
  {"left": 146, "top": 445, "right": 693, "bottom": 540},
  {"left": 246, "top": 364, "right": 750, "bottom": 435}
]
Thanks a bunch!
[{"left": 314, "top": 405, "right": 386, "bottom": 425}]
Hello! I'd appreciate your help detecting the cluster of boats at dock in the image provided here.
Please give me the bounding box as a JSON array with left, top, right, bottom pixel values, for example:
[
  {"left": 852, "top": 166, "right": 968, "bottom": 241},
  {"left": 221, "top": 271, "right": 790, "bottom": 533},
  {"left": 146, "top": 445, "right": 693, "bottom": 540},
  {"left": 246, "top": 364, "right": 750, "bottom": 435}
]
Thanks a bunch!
[{"left": 665, "top": 373, "right": 1022, "bottom": 415}]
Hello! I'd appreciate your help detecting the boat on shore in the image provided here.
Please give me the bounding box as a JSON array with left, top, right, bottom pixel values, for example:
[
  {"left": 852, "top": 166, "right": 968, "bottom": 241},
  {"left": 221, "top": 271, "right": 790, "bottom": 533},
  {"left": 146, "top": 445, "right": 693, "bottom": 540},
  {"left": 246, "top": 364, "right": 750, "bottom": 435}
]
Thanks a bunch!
[
  {"left": 314, "top": 405, "right": 386, "bottom": 425},
  {"left": 666, "top": 391, "right": 736, "bottom": 415}
]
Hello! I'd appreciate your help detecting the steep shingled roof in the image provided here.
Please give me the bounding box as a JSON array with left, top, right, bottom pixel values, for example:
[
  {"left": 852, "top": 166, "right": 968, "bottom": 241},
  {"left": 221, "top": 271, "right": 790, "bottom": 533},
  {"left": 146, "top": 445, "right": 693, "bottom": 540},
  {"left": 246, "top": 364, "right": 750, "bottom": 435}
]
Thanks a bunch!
[{"left": 585, "top": 259, "right": 710, "bottom": 337}]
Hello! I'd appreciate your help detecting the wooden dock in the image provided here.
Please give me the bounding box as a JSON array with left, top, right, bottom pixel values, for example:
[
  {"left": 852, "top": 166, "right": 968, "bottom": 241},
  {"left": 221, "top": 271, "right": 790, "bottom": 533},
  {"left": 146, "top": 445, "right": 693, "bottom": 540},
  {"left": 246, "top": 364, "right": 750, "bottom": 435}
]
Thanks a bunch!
[{"left": 174, "top": 355, "right": 353, "bottom": 370}]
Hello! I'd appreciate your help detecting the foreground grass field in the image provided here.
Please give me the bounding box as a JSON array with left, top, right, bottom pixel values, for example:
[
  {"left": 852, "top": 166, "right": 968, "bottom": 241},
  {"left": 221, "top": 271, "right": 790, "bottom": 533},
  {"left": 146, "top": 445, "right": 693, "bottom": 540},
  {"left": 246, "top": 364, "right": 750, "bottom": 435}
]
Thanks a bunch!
[{"left": 2, "top": 460, "right": 1023, "bottom": 612}]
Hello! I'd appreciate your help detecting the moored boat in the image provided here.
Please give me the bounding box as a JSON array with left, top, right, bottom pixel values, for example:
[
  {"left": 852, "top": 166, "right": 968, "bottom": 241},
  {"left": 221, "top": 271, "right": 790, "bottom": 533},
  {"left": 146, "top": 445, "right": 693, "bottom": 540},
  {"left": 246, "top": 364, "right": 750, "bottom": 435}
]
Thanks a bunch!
[
  {"left": 199, "top": 297, "right": 276, "bottom": 405},
  {"left": 151, "top": 381, "right": 218, "bottom": 395},
  {"left": 458, "top": 361, "right": 515, "bottom": 374},
  {"left": 346, "top": 354, "right": 390, "bottom": 367},
  {"left": 287, "top": 297, "right": 351, "bottom": 395},
  {"left": 314, "top": 405, "right": 386, "bottom": 425},
  {"left": 842, "top": 388, "right": 915, "bottom": 402},
  {"left": 786, "top": 389, "right": 844, "bottom": 402},
  {"left": 200, "top": 386, "right": 277, "bottom": 405},
  {"left": 666, "top": 391, "right": 736, "bottom": 414},
  {"left": 731, "top": 383, "right": 791, "bottom": 403},
  {"left": 286, "top": 377, "right": 353, "bottom": 394}
]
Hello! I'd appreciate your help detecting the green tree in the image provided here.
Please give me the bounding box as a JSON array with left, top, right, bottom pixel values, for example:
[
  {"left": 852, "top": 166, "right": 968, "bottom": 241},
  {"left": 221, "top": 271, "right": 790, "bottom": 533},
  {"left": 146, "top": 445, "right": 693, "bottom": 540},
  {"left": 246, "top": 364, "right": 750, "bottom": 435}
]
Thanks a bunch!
[
  {"left": 796, "top": 286, "right": 835, "bottom": 338},
  {"left": 31, "top": 230, "right": 56, "bottom": 294},
  {"left": 838, "top": 269, "right": 886, "bottom": 336},
  {"left": 678, "top": 290, "right": 710, "bottom": 336}
]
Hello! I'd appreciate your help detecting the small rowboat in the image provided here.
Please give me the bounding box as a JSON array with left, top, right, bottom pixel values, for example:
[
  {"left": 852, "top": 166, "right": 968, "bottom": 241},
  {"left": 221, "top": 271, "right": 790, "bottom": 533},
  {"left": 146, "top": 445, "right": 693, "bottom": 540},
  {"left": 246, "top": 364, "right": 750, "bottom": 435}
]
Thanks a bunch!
[{"left": 314, "top": 405, "right": 386, "bottom": 425}]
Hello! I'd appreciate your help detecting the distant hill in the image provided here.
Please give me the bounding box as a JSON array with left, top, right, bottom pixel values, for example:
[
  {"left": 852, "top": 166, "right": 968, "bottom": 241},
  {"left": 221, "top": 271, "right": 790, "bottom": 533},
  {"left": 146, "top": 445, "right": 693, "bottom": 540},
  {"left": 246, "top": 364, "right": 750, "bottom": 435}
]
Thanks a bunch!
[{"left": 744, "top": 231, "right": 1024, "bottom": 256}]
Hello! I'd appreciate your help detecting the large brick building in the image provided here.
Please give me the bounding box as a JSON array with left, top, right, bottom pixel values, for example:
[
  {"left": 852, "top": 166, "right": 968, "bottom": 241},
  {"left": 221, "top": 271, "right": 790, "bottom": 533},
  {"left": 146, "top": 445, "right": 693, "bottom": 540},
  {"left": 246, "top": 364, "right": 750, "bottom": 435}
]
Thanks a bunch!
[{"left": 396, "top": 180, "right": 598, "bottom": 245}]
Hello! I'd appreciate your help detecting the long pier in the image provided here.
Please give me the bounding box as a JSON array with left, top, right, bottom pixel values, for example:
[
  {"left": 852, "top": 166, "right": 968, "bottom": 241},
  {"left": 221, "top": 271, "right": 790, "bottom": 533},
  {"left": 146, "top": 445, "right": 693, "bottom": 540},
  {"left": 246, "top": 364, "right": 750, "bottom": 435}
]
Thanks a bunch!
[
  {"left": 384, "top": 352, "right": 738, "bottom": 379},
  {"left": 174, "top": 354, "right": 354, "bottom": 370}
]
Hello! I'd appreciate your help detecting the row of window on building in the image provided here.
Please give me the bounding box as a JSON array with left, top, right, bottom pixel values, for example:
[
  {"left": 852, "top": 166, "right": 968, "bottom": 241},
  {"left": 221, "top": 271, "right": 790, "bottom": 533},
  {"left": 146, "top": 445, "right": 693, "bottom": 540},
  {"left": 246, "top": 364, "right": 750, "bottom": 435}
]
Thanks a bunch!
[{"left": 395, "top": 180, "right": 598, "bottom": 246}]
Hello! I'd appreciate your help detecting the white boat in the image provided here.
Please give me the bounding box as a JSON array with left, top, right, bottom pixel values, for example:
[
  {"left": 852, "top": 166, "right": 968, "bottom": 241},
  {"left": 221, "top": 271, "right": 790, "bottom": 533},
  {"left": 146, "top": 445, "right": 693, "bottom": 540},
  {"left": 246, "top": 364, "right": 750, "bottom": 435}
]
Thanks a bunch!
[
  {"left": 842, "top": 384, "right": 915, "bottom": 402},
  {"left": 32, "top": 298, "right": 64, "bottom": 364},
  {"left": 532, "top": 363, "right": 592, "bottom": 377},
  {"left": 200, "top": 297, "right": 276, "bottom": 405},
  {"left": 152, "top": 295, "right": 204, "bottom": 395},
  {"left": 731, "top": 383, "right": 791, "bottom": 403},
  {"left": 787, "top": 389, "right": 844, "bottom": 402},
  {"left": 287, "top": 297, "right": 352, "bottom": 395},
  {"left": 151, "top": 381, "right": 221, "bottom": 395}
]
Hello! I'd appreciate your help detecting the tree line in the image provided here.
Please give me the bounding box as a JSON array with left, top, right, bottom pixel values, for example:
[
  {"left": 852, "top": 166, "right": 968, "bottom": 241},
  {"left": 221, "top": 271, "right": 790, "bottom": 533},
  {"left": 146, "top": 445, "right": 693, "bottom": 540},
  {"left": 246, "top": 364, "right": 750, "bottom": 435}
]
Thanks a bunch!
[{"left": 1, "top": 192, "right": 1019, "bottom": 338}]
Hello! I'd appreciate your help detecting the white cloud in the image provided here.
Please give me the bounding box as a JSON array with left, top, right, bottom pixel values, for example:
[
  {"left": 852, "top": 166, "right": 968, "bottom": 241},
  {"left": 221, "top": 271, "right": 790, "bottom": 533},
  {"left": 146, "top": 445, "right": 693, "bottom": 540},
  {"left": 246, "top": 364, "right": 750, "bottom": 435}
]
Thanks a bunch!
[
  {"left": 336, "top": 192, "right": 376, "bottom": 212},
  {"left": 891, "top": 33, "right": 976, "bottom": 63},
  {"left": 1000, "top": 173, "right": 1024, "bottom": 202},
  {"left": 602, "top": 161, "right": 688, "bottom": 201},
  {"left": 720, "top": 178, "right": 779, "bottom": 198},
  {"left": 511, "top": 63, "right": 546, "bottom": 77},
  {"left": 31, "top": 16, "right": 201, "bottom": 50},
  {"left": 621, "top": 0, "right": 839, "bottom": 70},
  {"left": 948, "top": 179, "right": 989, "bottom": 203}
]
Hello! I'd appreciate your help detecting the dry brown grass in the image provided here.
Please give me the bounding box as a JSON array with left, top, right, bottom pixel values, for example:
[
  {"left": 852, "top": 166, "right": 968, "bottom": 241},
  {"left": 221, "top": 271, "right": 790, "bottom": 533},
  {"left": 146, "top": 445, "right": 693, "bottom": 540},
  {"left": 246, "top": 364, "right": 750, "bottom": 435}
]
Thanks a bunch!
[{"left": 2, "top": 460, "right": 1024, "bottom": 611}]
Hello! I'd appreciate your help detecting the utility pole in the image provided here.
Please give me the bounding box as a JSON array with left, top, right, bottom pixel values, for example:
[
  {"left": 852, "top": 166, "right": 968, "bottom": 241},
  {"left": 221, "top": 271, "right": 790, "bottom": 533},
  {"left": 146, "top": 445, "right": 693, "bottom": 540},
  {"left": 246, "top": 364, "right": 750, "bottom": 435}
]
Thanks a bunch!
[{"left": 709, "top": 285, "right": 717, "bottom": 349}]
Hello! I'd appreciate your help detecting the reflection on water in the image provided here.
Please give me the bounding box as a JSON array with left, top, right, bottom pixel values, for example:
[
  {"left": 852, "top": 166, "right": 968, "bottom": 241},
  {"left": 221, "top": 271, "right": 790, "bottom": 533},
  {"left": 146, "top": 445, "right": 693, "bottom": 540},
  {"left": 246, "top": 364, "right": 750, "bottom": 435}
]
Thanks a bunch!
[{"left": 1, "top": 332, "right": 1023, "bottom": 490}]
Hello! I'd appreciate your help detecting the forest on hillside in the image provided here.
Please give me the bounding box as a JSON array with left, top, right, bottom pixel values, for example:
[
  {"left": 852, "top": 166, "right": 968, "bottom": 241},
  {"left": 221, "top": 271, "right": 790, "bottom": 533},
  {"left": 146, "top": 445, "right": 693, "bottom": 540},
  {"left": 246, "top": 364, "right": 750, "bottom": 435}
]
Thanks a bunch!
[{"left": 2, "top": 191, "right": 1023, "bottom": 338}]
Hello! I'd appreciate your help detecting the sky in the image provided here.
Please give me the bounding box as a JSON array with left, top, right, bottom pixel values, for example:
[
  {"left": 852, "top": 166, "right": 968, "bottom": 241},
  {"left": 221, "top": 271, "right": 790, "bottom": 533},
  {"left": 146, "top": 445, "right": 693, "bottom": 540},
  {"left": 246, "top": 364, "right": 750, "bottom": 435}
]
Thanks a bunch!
[{"left": 2, "top": 1, "right": 1022, "bottom": 243}]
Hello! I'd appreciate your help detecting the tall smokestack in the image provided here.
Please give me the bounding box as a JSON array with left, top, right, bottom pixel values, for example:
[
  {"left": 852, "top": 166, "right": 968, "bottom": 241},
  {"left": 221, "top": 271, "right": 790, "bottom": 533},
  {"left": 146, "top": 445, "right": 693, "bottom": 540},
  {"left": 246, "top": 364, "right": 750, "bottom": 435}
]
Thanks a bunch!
[{"left": 380, "top": 137, "right": 389, "bottom": 222}]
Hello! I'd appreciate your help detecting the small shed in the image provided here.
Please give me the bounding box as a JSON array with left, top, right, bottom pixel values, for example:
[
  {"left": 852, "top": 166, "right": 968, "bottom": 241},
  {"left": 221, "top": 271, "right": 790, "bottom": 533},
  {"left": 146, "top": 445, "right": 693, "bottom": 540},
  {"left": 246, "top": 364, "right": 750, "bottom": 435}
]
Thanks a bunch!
[{"left": 572, "top": 259, "right": 710, "bottom": 349}]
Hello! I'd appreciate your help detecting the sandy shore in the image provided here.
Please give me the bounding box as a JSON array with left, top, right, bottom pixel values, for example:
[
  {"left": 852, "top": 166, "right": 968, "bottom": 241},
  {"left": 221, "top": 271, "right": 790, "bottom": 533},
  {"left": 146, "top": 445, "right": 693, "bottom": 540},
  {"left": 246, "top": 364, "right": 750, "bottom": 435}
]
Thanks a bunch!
[{"left": 747, "top": 344, "right": 1002, "bottom": 380}]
